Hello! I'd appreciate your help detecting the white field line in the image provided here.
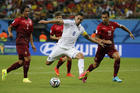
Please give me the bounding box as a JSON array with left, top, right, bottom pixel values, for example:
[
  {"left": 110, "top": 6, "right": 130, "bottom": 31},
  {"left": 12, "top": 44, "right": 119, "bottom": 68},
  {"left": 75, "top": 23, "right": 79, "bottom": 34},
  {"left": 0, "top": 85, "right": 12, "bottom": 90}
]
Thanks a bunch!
[{"left": 8, "top": 69, "right": 140, "bottom": 75}]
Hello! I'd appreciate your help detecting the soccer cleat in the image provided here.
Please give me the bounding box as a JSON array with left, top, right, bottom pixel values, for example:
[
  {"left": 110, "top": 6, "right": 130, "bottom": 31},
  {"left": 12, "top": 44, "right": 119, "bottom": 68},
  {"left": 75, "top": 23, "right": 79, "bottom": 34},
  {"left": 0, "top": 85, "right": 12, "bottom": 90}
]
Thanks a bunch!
[
  {"left": 23, "top": 78, "right": 32, "bottom": 83},
  {"left": 113, "top": 76, "right": 122, "bottom": 82},
  {"left": 66, "top": 73, "right": 74, "bottom": 77},
  {"left": 54, "top": 67, "right": 59, "bottom": 76},
  {"left": 79, "top": 71, "right": 89, "bottom": 80},
  {"left": 82, "top": 77, "right": 87, "bottom": 83},
  {"left": 2, "top": 69, "right": 7, "bottom": 80}
]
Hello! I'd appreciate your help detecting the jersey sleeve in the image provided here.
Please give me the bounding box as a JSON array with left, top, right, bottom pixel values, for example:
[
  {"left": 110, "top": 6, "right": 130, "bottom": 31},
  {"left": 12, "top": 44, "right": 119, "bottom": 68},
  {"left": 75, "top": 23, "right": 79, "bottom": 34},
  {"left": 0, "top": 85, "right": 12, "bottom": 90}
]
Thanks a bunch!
[
  {"left": 50, "top": 25, "right": 55, "bottom": 36},
  {"left": 80, "top": 26, "right": 88, "bottom": 36},
  {"left": 11, "top": 18, "right": 19, "bottom": 27},
  {"left": 113, "top": 22, "right": 121, "bottom": 28},
  {"left": 96, "top": 25, "right": 102, "bottom": 35}
]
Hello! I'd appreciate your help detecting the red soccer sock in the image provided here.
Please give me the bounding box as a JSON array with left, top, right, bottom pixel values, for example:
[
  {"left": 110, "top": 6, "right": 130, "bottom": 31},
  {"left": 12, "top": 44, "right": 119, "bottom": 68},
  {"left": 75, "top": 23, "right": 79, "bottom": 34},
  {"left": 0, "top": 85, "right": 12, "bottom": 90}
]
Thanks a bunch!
[
  {"left": 67, "top": 60, "right": 72, "bottom": 73},
  {"left": 7, "top": 61, "right": 23, "bottom": 73},
  {"left": 23, "top": 60, "right": 30, "bottom": 78},
  {"left": 56, "top": 58, "right": 64, "bottom": 69},
  {"left": 87, "top": 64, "right": 94, "bottom": 72},
  {"left": 114, "top": 58, "right": 120, "bottom": 77}
]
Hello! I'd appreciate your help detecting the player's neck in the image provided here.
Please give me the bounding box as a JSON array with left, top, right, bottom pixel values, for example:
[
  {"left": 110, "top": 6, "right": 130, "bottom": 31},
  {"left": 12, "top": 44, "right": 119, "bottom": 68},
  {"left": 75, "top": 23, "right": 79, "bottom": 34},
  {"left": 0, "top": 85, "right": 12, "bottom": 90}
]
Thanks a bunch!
[
  {"left": 103, "top": 22, "right": 109, "bottom": 25},
  {"left": 21, "top": 15, "right": 28, "bottom": 19}
]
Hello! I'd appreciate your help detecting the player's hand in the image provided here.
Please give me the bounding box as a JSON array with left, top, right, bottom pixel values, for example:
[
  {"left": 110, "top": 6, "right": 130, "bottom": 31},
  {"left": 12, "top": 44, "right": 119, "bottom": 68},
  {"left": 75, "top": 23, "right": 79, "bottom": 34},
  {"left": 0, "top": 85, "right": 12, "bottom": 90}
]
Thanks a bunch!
[
  {"left": 103, "top": 40, "right": 112, "bottom": 44},
  {"left": 38, "top": 20, "right": 47, "bottom": 24},
  {"left": 32, "top": 45, "right": 36, "bottom": 52},
  {"left": 9, "top": 33, "right": 13, "bottom": 38},
  {"left": 130, "top": 33, "right": 135, "bottom": 39},
  {"left": 98, "top": 41, "right": 105, "bottom": 48}
]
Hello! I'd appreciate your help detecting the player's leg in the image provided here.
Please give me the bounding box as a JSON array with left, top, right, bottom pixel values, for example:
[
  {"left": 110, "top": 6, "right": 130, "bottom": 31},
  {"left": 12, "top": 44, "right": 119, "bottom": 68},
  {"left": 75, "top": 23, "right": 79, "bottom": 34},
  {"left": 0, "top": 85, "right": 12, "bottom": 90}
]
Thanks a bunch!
[
  {"left": 2, "top": 60, "right": 23, "bottom": 81},
  {"left": 112, "top": 52, "right": 122, "bottom": 82},
  {"left": 79, "top": 47, "right": 105, "bottom": 82},
  {"left": 23, "top": 56, "right": 32, "bottom": 83},
  {"left": 66, "top": 57, "right": 74, "bottom": 77},
  {"left": 54, "top": 57, "right": 66, "bottom": 76},
  {"left": 75, "top": 52, "right": 85, "bottom": 76},
  {"left": 65, "top": 48, "right": 84, "bottom": 76},
  {"left": 2, "top": 45, "right": 24, "bottom": 81},
  {"left": 56, "top": 57, "right": 66, "bottom": 69}
]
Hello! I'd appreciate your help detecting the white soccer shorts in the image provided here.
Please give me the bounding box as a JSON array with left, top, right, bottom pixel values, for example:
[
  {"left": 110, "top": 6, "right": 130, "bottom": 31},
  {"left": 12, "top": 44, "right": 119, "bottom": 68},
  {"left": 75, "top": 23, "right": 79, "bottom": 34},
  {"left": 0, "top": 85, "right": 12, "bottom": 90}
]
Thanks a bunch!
[{"left": 47, "top": 45, "right": 81, "bottom": 62}]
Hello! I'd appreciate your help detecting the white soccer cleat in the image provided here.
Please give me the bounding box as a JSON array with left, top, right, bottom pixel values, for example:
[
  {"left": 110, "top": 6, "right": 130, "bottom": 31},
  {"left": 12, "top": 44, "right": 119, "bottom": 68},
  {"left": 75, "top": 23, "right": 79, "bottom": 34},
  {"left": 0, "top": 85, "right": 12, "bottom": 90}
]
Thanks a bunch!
[{"left": 23, "top": 78, "right": 32, "bottom": 83}]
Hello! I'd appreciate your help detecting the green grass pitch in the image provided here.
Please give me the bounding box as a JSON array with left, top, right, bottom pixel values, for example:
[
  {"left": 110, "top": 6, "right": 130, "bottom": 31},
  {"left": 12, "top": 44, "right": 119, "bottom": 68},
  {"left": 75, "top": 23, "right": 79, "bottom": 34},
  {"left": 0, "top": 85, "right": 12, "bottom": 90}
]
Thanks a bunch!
[{"left": 0, "top": 55, "right": 140, "bottom": 93}]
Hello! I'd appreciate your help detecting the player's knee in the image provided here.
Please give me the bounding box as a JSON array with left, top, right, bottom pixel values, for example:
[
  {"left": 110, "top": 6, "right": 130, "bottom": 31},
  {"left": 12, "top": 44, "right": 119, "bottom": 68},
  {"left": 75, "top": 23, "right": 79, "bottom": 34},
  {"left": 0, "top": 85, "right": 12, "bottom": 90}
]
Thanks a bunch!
[
  {"left": 61, "top": 57, "right": 67, "bottom": 62},
  {"left": 115, "top": 56, "right": 120, "bottom": 61},
  {"left": 24, "top": 57, "right": 30, "bottom": 62},
  {"left": 67, "top": 58, "right": 72, "bottom": 61},
  {"left": 78, "top": 53, "right": 84, "bottom": 59},
  {"left": 18, "top": 60, "right": 23, "bottom": 65}
]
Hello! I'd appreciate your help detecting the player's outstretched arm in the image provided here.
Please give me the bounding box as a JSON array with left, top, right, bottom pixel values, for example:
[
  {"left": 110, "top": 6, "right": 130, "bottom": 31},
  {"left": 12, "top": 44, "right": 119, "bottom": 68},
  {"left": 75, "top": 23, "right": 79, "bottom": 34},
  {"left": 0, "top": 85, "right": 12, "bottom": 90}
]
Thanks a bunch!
[
  {"left": 120, "top": 25, "right": 135, "bottom": 39},
  {"left": 83, "top": 33, "right": 104, "bottom": 47},
  {"left": 38, "top": 20, "right": 64, "bottom": 24},
  {"left": 8, "top": 25, "right": 13, "bottom": 38}
]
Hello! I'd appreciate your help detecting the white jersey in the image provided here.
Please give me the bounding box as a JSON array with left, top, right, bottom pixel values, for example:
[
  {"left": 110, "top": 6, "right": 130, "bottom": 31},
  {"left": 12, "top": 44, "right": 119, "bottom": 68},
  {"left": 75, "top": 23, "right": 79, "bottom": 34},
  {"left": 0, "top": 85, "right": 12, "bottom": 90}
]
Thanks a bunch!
[{"left": 57, "top": 20, "right": 85, "bottom": 49}]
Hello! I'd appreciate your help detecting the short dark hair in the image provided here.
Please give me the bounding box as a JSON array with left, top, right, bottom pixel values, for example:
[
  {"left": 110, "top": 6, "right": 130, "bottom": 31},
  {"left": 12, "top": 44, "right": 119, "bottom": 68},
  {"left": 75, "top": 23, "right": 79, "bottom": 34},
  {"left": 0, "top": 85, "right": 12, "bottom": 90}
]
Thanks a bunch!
[
  {"left": 75, "top": 12, "right": 84, "bottom": 17},
  {"left": 102, "top": 11, "right": 110, "bottom": 17},
  {"left": 54, "top": 11, "right": 63, "bottom": 17},
  {"left": 21, "top": 5, "right": 30, "bottom": 14}
]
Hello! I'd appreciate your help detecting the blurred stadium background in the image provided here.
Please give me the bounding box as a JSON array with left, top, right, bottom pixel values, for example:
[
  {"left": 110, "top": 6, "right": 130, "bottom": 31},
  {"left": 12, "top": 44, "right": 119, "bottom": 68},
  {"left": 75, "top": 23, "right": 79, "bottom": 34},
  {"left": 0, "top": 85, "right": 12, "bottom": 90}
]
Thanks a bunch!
[{"left": 0, "top": 0, "right": 140, "bottom": 93}]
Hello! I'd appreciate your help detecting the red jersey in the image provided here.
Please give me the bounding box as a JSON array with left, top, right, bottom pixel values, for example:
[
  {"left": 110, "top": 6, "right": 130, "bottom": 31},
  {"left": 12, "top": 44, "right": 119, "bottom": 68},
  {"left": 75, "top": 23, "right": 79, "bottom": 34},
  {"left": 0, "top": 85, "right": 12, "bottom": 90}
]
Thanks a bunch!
[
  {"left": 11, "top": 17, "right": 33, "bottom": 45},
  {"left": 96, "top": 21, "right": 120, "bottom": 42},
  {"left": 50, "top": 24, "right": 63, "bottom": 37}
]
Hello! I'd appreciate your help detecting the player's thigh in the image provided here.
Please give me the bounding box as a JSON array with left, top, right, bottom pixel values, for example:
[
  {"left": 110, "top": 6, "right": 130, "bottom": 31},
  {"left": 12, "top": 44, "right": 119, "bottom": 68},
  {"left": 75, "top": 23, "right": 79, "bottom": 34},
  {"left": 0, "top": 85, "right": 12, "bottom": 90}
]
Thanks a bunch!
[
  {"left": 16, "top": 45, "right": 30, "bottom": 61},
  {"left": 65, "top": 48, "right": 81, "bottom": 59},
  {"left": 47, "top": 46, "right": 65, "bottom": 62},
  {"left": 94, "top": 47, "right": 106, "bottom": 63},
  {"left": 107, "top": 47, "right": 118, "bottom": 58}
]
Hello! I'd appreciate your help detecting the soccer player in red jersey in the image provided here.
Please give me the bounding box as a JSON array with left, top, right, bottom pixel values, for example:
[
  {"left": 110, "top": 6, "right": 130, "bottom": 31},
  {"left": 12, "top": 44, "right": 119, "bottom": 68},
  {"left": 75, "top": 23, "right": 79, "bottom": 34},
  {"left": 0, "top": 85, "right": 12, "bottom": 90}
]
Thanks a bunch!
[
  {"left": 79, "top": 11, "right": 135, "bottom": 83},
  {"left": 50, "top": 11, "right": 74, "bottom": 77},
  {"left": 2, "top": 6, "right": 36, "bottom": 83}
]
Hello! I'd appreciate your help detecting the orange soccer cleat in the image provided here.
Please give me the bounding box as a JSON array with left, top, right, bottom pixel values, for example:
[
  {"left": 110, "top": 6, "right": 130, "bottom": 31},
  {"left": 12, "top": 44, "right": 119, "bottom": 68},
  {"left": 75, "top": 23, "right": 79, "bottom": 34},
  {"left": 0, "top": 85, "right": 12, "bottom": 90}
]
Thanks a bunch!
[{"left": 66, "top": 73, "right": 74, "bottom": 77}]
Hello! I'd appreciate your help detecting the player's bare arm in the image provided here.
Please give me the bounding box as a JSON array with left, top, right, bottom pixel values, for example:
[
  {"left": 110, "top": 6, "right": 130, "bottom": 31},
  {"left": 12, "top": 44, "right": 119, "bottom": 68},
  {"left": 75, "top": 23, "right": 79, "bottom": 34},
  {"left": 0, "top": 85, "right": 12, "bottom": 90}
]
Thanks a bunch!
[
  {"left": 119, "top": 25, "right": 135, "bottom": 39},
  {"left": 38, "top": 20, "right": 64, "bottom": 24},
  {"left": 30, "top": 34, "right": 36, "bottom": 52},
  {"left": 82, "top": 32, "right": 104, "bottom": 47},
  {"left": 95, "top": 34, "right": 112, "bottom": 44},
  {"left": 50, "top": 35, "right": 61, "bottom": 41},
  {"left": 8, "top": 25, "right": 13, "bottom": 38}
]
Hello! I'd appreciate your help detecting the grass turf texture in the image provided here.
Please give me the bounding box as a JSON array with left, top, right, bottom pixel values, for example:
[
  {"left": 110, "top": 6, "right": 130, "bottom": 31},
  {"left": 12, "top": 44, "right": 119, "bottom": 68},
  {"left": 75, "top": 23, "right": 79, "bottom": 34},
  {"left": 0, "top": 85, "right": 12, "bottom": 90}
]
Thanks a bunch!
[{"left": 0, "top": 55, "right": 140, "bottom": 93}]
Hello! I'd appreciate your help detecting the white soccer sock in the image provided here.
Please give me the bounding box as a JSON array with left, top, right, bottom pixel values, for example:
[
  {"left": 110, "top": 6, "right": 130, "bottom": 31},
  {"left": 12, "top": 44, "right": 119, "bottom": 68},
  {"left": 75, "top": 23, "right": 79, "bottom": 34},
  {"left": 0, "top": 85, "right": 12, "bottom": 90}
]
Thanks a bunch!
[{"left": 78, "top": 59, "right": 84, "bottom": 75}]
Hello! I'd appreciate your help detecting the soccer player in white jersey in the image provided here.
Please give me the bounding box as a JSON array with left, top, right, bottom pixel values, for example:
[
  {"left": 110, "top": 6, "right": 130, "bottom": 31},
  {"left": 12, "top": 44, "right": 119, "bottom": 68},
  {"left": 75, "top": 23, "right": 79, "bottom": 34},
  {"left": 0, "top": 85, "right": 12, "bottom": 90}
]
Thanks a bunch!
[{"left": 39, "top": 12, "right": 112, "bottom": 77}]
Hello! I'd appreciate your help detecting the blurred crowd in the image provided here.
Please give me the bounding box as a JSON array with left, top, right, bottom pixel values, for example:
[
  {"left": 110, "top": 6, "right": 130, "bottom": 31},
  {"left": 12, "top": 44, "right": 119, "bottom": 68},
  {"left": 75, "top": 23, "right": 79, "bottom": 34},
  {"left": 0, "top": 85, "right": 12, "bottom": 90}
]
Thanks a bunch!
[{"left": 0, "top": 0, "right": 140, "bottom": 20}]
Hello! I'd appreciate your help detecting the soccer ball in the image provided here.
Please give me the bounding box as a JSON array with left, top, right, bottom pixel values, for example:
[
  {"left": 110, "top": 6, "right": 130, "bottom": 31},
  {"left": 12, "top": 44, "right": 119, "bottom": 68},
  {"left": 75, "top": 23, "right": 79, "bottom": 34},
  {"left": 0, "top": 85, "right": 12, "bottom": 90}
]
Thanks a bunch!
[{"left": 49, "top": 77, "right": 60, "bottom": 88}]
